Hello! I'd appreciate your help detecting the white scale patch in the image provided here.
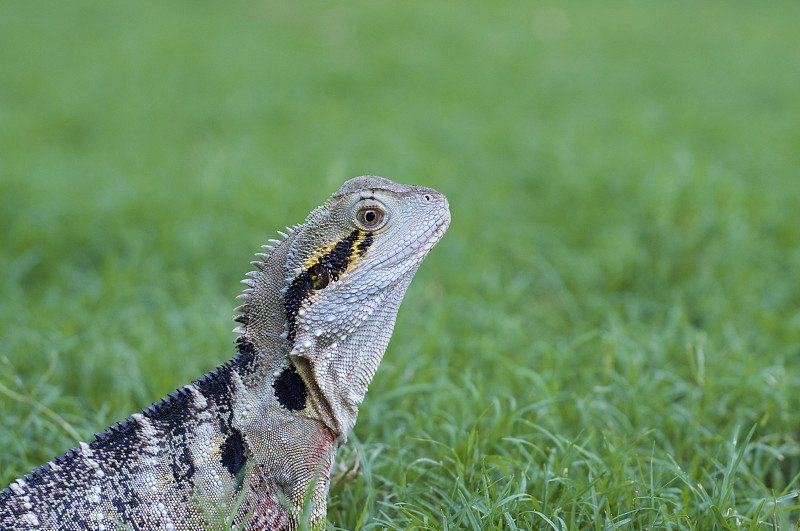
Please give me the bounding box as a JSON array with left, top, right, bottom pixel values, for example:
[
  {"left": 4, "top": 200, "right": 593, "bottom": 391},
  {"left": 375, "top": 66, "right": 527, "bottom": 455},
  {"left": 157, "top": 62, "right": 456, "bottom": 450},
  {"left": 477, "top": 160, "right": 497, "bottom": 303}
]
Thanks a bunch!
[
  {"left": 20, "top": 512, "right": 39, "bottom": 526},
  {"left": 187, "top": 421, "right": 228, "bottom": 502},
  {"left": 88, "top": 485, "right": 102, "bottom": 504},
  {"left": 230, "top": 371, "right": 254, "bottom": 421},
  {"left": 186, "top": 384, "right": 208, "bottom": 409},
  {"left": 79, "top": 441, "right": 93, "bottom": 455},
  {"left": 132, "top": 413, "right": 159, "bottom": 439}
]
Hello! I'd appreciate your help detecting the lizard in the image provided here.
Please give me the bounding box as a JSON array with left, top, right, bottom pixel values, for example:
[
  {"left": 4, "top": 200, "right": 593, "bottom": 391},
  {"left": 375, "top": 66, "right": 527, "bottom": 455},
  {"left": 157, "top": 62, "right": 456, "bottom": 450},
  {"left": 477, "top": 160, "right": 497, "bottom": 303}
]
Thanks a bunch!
[{"left": 0, "top": 175, "right": 450, "bottom": 531}]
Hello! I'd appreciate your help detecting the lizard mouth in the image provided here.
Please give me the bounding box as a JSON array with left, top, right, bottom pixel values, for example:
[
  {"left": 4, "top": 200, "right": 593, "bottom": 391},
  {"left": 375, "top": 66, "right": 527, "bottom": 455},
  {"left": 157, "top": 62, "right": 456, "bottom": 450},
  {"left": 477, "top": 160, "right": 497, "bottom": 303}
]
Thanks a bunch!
[
  {"left": 417, "top": 208, "right": 451, "bottom": 257},
  {"left": 432, "top": 210, "right": 451, "bottom": 239}
]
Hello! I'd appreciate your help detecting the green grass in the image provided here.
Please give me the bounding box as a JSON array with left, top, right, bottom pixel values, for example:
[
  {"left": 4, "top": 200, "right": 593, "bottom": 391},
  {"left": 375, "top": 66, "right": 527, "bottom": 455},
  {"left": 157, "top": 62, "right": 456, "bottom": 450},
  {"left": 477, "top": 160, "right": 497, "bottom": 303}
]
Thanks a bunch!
[{"left": 2, "top": 1, "right": 800, "bottom": 529}]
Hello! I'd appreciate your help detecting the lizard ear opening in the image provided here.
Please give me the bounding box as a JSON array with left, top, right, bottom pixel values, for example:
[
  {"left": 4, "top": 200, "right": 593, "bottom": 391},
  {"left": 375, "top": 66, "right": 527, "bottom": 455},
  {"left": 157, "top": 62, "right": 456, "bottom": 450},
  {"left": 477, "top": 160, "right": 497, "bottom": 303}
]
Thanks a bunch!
[{"left": 308, "top": 264, "right": 330, "bottom": 290}]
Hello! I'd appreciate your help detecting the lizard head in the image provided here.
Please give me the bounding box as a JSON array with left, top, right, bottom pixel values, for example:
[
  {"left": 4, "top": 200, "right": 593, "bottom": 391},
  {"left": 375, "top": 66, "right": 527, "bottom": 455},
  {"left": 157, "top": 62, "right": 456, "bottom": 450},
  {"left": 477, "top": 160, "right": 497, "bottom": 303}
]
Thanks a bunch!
[{"left": 237, "top": 175, "right": 450, "bottom": 435}]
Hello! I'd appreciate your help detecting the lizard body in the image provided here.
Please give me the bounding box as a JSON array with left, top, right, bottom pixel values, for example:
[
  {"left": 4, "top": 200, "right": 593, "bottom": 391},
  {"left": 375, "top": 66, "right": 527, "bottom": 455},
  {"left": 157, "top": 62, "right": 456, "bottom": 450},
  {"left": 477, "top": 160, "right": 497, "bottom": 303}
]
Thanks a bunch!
[{"left": 0, "top": 175, "right": 450, "bottom": 530}]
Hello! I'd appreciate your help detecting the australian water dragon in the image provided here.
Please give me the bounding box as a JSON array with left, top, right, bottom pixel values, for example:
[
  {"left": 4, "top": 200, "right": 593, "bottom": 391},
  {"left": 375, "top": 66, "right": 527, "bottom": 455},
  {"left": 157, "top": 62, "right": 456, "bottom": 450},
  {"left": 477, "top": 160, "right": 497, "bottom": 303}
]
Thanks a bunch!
[{"left": 0, "top": 175, "right": 450, "bottom": 530}]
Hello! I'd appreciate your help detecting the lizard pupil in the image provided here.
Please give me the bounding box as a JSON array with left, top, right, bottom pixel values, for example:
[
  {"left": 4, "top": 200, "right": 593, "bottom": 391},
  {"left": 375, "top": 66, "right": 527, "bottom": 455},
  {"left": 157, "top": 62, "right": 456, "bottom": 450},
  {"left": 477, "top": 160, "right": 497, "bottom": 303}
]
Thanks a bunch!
[
  {"left": 356, "top": 207, "right": 384, "bottom": 228},
  {"left": 308, "top": 263, "right": 329, "bottom": 290}
]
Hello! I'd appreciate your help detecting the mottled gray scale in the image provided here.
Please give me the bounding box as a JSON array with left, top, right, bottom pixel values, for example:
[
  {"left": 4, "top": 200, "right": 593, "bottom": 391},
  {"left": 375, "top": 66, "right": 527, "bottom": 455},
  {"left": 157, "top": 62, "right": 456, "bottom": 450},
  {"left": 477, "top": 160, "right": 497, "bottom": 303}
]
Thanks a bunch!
[{"left": 1, "top": 175, "right": 450, "bottom": 530}]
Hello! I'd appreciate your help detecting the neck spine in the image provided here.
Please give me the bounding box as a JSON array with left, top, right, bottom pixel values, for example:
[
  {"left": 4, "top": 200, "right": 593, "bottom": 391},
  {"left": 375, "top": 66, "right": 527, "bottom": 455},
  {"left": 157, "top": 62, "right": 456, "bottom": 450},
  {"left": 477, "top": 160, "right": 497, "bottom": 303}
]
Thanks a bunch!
[{"left": 232, "top": 229, "right": 295, "bottom": 355}]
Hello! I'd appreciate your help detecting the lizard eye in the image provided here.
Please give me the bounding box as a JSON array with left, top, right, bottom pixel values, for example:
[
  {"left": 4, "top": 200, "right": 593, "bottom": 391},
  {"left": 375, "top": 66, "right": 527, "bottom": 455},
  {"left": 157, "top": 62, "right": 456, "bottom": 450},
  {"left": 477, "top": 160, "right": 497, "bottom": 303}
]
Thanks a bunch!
[{"left": 356, "top": 207, "right": 385, "bottom": 229}]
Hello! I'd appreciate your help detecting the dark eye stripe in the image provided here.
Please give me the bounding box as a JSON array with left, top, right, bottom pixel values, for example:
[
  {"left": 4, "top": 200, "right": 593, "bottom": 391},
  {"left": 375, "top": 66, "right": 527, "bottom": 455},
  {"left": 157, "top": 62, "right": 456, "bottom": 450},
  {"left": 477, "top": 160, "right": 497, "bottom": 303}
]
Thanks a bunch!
[
  {"left": 283, "top": 230, "right": 374, "bottom": 344},
  {"left": 357, "top": 232, "right": 374, "bottom": 253},
  {"left": 318, "top": 230, "right": 362, "bottom": 281}
]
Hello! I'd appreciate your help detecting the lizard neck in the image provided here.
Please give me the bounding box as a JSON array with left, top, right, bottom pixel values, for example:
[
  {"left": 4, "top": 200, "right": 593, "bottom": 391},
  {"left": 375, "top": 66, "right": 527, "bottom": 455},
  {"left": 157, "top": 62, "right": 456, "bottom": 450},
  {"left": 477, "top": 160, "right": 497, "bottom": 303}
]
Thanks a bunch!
[{"left": 231, "top": 230, "right": 344, "bottom": 438}]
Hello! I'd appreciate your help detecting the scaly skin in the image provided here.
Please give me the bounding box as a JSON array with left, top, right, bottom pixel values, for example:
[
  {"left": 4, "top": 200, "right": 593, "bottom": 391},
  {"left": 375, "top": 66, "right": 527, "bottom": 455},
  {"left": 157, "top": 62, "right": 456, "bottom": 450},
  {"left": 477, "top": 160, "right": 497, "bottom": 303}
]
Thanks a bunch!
[{"left": 0, "top": 175, "right": 450, "bottom": 530}]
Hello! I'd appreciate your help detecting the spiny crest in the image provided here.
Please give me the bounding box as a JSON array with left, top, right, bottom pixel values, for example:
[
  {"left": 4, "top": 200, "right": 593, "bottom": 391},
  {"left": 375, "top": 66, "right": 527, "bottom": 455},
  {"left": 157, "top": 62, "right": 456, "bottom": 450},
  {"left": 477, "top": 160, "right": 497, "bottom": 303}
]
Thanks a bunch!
[{"left": 231, "top": 225, "right": 298, "bottom": 339}]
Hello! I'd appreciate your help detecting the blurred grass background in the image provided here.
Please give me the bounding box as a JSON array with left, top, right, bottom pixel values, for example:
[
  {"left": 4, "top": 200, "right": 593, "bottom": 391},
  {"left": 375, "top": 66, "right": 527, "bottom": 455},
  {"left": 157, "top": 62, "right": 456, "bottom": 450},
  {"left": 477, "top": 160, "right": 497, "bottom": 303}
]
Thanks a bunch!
[{"left": 2, "top": 1, "right": 800, "bottom": 529}]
